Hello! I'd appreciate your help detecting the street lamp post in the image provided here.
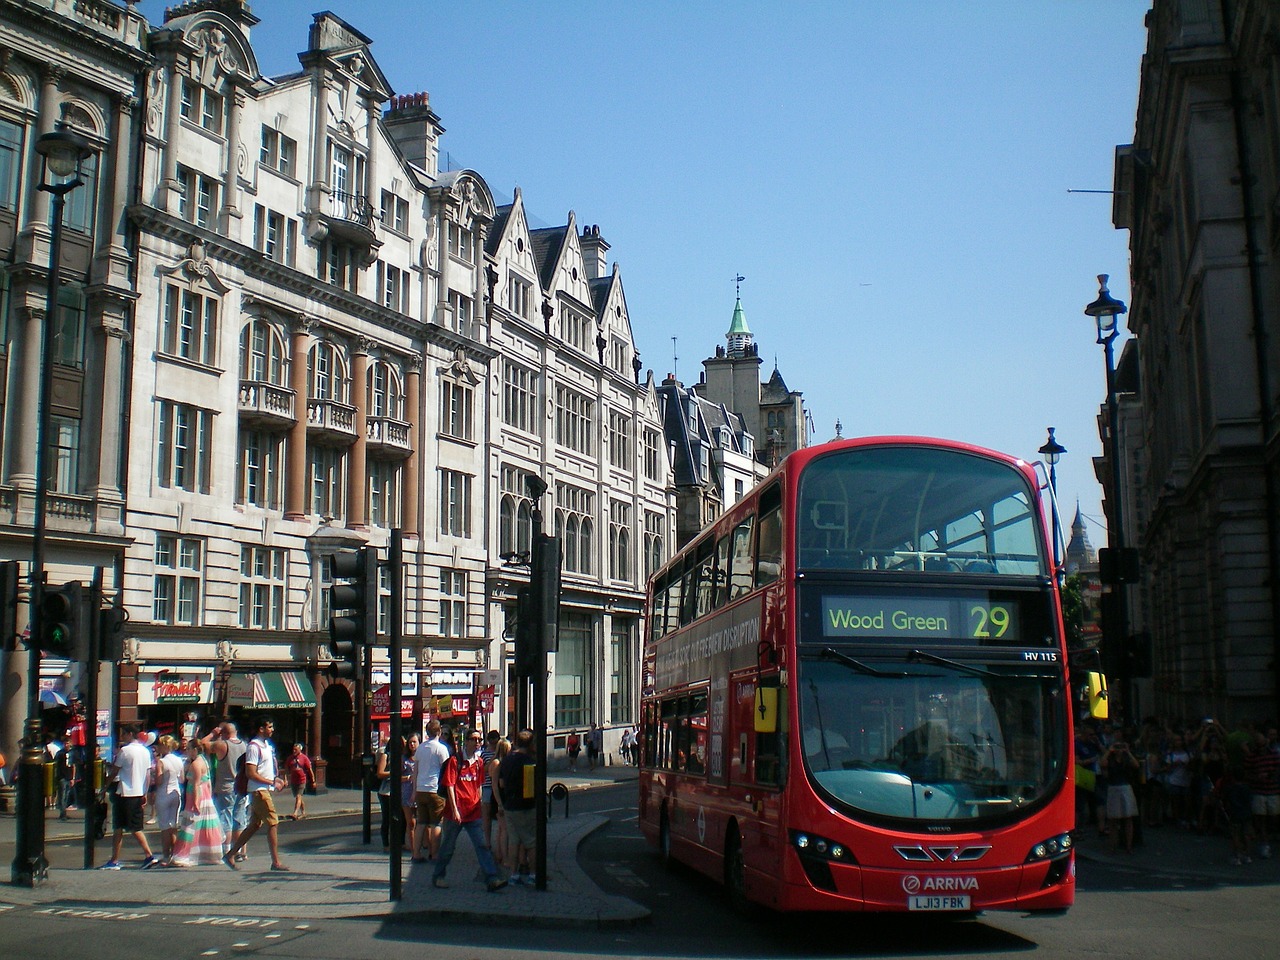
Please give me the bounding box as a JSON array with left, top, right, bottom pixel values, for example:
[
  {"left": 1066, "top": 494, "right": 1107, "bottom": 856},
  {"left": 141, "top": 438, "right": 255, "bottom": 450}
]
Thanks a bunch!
[
  {"left": 12, "top": 129, "right": 92, "bottom": 887},
  {"left": 1084, "top": 274, "right": 1131, "bottom": 725},
  {"left": 1039, "top": 427, "right": 1067, "bottom": 579}
]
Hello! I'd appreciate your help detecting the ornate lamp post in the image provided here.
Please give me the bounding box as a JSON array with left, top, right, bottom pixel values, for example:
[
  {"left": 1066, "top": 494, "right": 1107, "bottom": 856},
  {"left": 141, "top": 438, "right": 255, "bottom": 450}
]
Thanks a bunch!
[
  {"left": 1039, "top": 427, "right": 1066, "bottom": 578},
  {"left": 12, "top": 129, "right": 92, "bottom": 887},
  {"left": 1084, "top": 274, "right": 1131, "bottom": 724}
]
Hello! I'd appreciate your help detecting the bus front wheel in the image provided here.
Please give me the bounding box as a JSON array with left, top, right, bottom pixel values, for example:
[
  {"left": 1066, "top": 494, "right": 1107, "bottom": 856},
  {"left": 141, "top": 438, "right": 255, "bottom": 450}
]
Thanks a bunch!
[{"left": 724, "top": 827, "right": 748, "bottom": 915}]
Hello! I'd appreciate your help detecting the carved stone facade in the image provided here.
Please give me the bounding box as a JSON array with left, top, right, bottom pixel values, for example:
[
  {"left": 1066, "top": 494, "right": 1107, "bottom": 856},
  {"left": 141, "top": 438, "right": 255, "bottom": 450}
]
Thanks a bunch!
[
  {"left": 0, "top": 1, "right": 671, "bottom": 780},
  {"left": 1112, "top": 0, "right": 1280, "bottom": 724}
]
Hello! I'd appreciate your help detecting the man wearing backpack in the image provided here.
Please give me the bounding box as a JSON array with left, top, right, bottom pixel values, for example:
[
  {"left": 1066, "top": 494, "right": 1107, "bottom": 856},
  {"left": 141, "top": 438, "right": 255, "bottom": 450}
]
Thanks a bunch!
[
  {"left": 201, "top": 718, "right": 248, "bottom": 859},
  {"left": 498, "top": 729, "right": 537, "bottom": 885},
  {"left": 222, "top": 717, "right": 288, "bottom": 872}
]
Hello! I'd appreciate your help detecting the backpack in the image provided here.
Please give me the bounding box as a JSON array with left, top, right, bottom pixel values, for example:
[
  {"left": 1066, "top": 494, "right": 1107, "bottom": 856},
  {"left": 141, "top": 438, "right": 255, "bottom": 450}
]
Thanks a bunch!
[{"left": 233, "top": 751, "right": 248, "bottom": 795}]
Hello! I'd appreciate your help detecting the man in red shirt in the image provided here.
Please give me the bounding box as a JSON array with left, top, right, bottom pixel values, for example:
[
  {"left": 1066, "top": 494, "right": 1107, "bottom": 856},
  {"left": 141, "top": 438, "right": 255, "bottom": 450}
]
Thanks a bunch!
[{"left": 431, "top": 729, "right": 507, "bottom": 892}]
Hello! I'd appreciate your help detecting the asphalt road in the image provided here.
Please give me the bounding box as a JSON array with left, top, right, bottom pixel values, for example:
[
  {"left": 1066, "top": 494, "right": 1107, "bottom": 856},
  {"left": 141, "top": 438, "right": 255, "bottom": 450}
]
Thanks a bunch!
[{"left": 2, "top": 785, "right": 1278, "bottom": 960}]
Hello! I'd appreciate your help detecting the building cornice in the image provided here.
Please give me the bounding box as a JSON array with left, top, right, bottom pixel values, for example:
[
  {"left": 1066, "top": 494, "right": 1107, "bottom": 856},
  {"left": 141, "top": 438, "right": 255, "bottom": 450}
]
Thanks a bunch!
[{"left": 128, "top": 202, "right": 498, "bottom": 363}]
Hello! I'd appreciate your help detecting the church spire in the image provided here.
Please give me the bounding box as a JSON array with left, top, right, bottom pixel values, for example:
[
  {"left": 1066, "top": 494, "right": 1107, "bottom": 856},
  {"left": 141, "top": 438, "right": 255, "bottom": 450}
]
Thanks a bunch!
[{"left": 726, "top": 274, "right": 753, "bottom": 358}]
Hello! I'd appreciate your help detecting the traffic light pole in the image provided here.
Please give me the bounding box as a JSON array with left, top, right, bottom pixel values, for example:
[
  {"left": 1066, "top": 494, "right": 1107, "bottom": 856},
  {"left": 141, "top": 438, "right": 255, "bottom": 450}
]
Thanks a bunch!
[
  {"left": 82, "top": 570, "right": 102, "bottom": 870},
  {"left": 531, "top": 518, "right": 549, "bottom": 891},
  {"left": 11, "top": 174, "right": 79, "bottom": 887},
  {"left": 388, "top": 529, "right": 403, "bottom": 901}
]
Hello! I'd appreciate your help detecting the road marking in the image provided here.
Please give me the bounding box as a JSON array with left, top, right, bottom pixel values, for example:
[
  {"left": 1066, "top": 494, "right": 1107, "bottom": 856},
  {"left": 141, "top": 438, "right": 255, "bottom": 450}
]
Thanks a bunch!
[
  {"left": 604, "top": 864, "right": 649, "bottom": 888},
  {"left": 184, "top": 917, "right": 281, "bottom": 928},
  {"left": 37, "top": 907, "right": 149, "bottom": 921}
]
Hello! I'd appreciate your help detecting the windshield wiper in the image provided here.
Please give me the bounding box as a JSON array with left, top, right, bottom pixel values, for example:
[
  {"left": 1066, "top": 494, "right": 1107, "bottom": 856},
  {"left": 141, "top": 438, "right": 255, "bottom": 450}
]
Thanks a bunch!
[
  {"left": 906, "top": 650, "right": 1057, "bottom": 680},
  {"left": 804, "top": 647, "right": 910, "bottom": 678}
]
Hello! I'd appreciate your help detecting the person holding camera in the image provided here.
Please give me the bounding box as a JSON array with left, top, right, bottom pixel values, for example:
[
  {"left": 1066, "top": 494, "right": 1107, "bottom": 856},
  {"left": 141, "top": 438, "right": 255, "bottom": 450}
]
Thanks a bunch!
[{"left": 1104, "top": 733, "right": 1142, "bottom": 853}]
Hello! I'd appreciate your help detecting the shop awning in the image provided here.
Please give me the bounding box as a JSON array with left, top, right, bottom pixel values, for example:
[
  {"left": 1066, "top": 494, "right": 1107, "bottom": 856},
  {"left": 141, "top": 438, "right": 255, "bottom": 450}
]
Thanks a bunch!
[{"left": 233, "top": 670, "right": 316, "bottom": 709}]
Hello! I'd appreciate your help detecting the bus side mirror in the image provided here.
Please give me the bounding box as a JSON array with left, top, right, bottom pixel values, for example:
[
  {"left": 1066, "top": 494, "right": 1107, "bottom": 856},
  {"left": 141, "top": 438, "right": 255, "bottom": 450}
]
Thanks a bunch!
[
  {"left": 1086, "top": 671, "right": 1109, "bottom": 720},
  {"left": 754, "top": 687, "right": 779, "bottom": 733}
]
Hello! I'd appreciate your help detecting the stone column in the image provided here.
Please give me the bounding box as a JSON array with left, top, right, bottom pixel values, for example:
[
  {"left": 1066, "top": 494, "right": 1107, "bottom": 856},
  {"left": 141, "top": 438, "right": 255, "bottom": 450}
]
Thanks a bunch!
[
  {"left": 97, "top": 93, "right": 137, "bottom": 289},
  {"left": 221, "top": 86, "right": 245, "bottom": 236},
  {"left": 346, "top": 339, "right": 371, "bottom": 530},
  {"left": 283, "top": 318, "right": 314, "bottom": 521},
  {"left": 160, "top": 59, "right": 183, "bottom": 213},
  {"left": 402, "top": 358, "right": 421, "bottom": 536},
  {"left": 6, "top": 306, "right": 43, "bottom": 489},
  {"left": 90, "top": 316, "right": 130, "bottom": 501},
  {"left": 28, "top": 65, "right": 64, "bottom": 228}
]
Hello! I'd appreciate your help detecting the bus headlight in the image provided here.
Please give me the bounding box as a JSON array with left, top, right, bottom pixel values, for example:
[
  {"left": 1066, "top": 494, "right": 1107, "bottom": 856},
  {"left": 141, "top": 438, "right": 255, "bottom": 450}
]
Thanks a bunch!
[
  {"left": 791, "top": 831, "right": 854, "bottom": 863},
  {"left": 1025, "top": 832, "right": 1073, "bottom": 863}
]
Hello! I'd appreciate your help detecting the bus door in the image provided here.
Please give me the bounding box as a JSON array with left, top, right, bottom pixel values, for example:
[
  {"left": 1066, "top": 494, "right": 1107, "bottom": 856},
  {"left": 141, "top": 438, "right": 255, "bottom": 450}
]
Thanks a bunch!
[{"left": 731, "top": 670, "right": 786, "bottom": 900}]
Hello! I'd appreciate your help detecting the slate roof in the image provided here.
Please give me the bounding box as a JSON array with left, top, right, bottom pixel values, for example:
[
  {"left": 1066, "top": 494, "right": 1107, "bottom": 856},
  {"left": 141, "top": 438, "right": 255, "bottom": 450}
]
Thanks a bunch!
[
  {"left": 486, "top": 203, "right": 513, "bottom": 256},
  {"left": 530, "top": 225, "right": 569, "bottom": 291}
]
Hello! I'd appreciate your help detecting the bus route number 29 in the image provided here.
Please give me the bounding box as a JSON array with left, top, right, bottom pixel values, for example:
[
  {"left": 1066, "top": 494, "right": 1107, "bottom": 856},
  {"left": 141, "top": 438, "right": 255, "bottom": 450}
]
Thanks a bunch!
[{"left": 968, "top": 603, "right": 1013, "bottom": 639}]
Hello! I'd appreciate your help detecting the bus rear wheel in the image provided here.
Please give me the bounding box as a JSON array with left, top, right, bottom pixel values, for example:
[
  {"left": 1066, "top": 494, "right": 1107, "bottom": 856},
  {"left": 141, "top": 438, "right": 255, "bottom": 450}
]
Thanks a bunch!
[
  {"left": 724, "top": 827, "right": 748, "bottom": 915},
  {"left": 658, "top": 806, "right": 674, "bottom": 870}
]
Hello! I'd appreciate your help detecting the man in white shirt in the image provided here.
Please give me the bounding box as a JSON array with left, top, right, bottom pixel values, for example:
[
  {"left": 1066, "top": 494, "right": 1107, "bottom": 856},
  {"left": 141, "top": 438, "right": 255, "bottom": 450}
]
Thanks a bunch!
[
  {"left": 411, "top": 719, "right": 450, "bottom": 862},
  {"left": 222, "top": 716, "right": 288, "bottom": 871},
  {"left": 102, "top": 723, "right": 159, "bottom": 869}
]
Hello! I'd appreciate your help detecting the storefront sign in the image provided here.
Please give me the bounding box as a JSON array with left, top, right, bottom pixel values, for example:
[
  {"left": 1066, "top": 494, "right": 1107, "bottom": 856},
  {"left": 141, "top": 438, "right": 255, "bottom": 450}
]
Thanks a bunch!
[
  {"left": 371, "top": 685, "right": 413, "bottom": 718},
  {"left": 137, "top": 668, "right": 214, "bottom": 705}
]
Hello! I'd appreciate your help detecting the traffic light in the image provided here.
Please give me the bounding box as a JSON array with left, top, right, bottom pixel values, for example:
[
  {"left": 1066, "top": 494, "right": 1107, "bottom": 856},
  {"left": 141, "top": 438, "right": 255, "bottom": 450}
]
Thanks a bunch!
[
  {"left": 514, "top": 587, "right": 539, "bottom": 677},
  {"left": 40, "top": 581, "right": 86, "bottom": 660},
  {"left": 100, "top": 605, "right": 128, "bottom": 662},
  {"left": 0, "top": 560, "right": 17, "bottom": 652},
  {"left": 328, "top": 547, "right": 377, "bottom": 679},
  {"left": 532, "top": 533, "right": 561, "bottom": 654}
]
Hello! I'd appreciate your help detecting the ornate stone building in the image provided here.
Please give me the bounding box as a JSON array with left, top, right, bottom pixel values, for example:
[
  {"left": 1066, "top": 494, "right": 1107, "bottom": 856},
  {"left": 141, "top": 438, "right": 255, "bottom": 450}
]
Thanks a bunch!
[
  {"left": 0, "top": 0, "right": 149, "bottom": 783},
  {"left": 0, "top": 0, "right": 671, "bottom": 782},
  {"left": 1110, "top": 0, "right": 1280, "bottom": 724}
]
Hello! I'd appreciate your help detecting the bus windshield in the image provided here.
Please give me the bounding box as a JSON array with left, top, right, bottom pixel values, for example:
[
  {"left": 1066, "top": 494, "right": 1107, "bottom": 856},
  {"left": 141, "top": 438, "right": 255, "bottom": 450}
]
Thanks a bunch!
[
  {"left": 797, "top": 655, "right": 1065, "bottom": 823},
  {"left": 796, "top": 445, "right": 1046, "bottom": 576}
]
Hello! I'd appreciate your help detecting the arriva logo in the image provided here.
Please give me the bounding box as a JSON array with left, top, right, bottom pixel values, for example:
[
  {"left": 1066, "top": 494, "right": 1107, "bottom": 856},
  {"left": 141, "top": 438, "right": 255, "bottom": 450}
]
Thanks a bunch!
[{"left": 901, "top": 875, "right": 979, "bottom": 893}]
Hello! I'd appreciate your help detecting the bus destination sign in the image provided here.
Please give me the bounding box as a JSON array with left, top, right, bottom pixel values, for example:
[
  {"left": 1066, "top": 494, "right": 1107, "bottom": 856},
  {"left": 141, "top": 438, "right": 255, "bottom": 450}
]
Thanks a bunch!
[{"left": 821, "top": 594, "right": 1021, "bottom": 643}]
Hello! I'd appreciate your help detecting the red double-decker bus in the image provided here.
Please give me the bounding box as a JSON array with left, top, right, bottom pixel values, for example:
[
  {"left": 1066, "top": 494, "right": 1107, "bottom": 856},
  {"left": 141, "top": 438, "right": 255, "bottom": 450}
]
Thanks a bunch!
[{"left": 639, "top": 436, "right": 1075, "bottom": 915}]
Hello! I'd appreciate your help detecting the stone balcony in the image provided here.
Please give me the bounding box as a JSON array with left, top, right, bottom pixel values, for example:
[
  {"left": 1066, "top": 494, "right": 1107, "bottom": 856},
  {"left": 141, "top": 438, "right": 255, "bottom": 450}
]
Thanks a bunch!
[{"left": 238, "top": 380, "right": 296, "bottom": 429}]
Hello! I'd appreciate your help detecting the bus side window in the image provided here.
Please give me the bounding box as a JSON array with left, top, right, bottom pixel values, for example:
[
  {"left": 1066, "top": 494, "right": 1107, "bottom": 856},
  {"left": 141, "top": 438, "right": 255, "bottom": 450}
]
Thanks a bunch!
[
  {"left": 713, "top": 534, "right": 731, "bottom": 609},
  {"left": 756, "top": 506, "right": 782, "bottom": 587},
  {"left": 659, "top": 699, "right": 678, "bottom": 770},
  {"left": 680, "top": 563, "right": 698, "bottom": 626},
  {"left": 729, "top": 516, "right": 755, "bottom": 599},
  {"left": 694, "top": 546, "right": 715, "bottom": 620}
]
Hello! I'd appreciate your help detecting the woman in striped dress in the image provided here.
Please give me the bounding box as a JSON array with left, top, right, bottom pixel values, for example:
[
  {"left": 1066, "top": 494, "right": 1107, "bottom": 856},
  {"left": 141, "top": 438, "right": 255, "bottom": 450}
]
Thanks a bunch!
[{"left": 168, "top": 738, "right": 225, "bottom": 866}]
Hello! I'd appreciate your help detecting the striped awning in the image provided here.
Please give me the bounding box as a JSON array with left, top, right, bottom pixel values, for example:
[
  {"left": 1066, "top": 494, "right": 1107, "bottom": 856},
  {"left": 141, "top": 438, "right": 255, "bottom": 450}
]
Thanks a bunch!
[{"left": 244, "top": 670, "right": 316, "bottom": 709}]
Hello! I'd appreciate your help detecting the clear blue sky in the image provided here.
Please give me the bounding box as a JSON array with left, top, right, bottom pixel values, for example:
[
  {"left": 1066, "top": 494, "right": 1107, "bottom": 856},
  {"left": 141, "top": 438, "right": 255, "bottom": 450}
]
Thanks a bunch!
[{"left": 139, "top": 0, "right": 1148, "bottom": 547}]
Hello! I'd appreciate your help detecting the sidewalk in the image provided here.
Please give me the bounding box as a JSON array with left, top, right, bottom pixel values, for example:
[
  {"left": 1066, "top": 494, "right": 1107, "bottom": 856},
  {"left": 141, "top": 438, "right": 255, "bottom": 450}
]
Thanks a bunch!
[
  {"left": 1072, "top": 819, "right": 1280, "bottom": 887},
  {"left": 0, "top": 764, "right": 648, "bottom": 926}
]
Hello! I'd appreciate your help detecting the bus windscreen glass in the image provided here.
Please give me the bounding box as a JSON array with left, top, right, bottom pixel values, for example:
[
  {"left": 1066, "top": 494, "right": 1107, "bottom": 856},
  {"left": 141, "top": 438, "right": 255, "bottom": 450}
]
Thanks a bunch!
[
  {"left": 796, "top": 445, "right": 1047, "bottom": 577},
  {"left": 796, "top": 658, "right": 1065, "bottom": 824}
]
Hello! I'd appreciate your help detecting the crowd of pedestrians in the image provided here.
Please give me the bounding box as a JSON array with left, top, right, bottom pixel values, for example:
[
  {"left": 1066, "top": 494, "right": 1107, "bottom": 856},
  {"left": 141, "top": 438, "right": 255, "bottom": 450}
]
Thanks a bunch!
[
  {"left": 36, "top": 711, "right": 624, "bottom": 896},
  {"left": 374, "top": 722, "right": 543, "bottom": 892},
  {"left": 87, "top": 715, "right": 312, "bottom": 872},
  {"left": 1075, "top": 716, "right": 1280, "bottom": 865}
]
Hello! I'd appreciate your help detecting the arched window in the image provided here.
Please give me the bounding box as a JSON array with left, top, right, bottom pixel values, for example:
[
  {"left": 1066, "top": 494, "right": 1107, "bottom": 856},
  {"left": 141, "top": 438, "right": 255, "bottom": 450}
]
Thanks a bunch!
[
  {"left": 578, "top": 517, "right": 593, "bottom": 576},
  {"left": 308, "top": 341, "right": 347, "bottom": 402},
  {"left": 240, "top": 319, "right": 287, "bottom": 384},
  {"left": 367, "top": 360, "right": 403, "bottom": 418}
]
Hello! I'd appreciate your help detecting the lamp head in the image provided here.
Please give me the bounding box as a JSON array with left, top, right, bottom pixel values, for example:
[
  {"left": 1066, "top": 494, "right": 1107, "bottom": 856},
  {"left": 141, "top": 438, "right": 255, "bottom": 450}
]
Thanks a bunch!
[
  {"left": 1039, "top": 427, "right": 1066, "bottom": 465},
  {"left": 36, "top": 129, "right": 92, "bottom": 180},
  {"left": 1084, "top": 274, "right": 1126, "bottom": 344}
]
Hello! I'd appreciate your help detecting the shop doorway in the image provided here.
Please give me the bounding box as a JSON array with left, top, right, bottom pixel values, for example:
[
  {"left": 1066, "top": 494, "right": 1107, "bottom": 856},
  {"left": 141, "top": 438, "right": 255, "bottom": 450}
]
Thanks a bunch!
[{"left": 320, "top": 682, "right": 356, "bottom": 786}]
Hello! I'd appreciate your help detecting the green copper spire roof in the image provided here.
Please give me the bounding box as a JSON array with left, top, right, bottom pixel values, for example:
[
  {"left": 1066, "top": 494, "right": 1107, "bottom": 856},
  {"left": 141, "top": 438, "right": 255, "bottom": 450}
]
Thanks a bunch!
[{"left": 727, "top": 297, "right": 751, "bottom": 336}]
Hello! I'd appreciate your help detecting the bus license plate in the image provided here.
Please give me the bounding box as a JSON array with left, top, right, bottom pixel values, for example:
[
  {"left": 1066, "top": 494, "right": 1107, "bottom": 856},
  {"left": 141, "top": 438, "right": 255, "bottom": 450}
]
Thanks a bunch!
[{"left": 908, "top": 894, "right": 971, "bottom": 911}]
